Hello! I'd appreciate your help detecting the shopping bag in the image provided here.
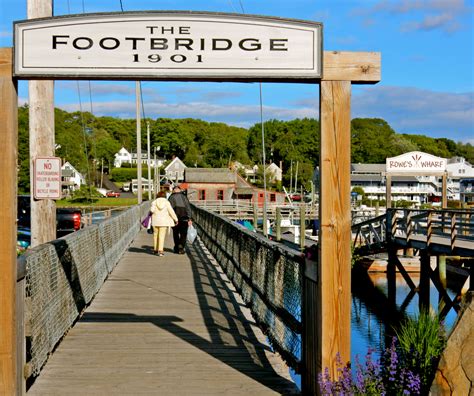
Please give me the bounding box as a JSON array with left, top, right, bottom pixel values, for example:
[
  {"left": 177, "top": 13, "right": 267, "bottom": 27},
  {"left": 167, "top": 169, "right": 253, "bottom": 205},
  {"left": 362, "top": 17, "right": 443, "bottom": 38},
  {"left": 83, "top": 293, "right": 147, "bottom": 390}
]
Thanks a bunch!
[
  {"left": 146, "top": 217, "right": 154, "bottom": 234},
  {"left": 141, "top": 213, "right": 151, "bottom": 228},
  {"left": 187, "top": 224, "right": 197, "bottom": 244}
]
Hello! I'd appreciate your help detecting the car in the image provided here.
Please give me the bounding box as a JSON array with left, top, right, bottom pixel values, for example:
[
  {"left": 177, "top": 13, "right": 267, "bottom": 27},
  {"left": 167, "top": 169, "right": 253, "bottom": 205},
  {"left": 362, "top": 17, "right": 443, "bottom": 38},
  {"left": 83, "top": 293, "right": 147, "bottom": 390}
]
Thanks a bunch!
[
  {"left": 17, "top": 195, "right": 83, "bottom": 254},
  {"left": 121, "top": 183, "right": 130, "bottom": 192},
  {"left": 106, "top": 191, "right": 120, "bottom": 198}
]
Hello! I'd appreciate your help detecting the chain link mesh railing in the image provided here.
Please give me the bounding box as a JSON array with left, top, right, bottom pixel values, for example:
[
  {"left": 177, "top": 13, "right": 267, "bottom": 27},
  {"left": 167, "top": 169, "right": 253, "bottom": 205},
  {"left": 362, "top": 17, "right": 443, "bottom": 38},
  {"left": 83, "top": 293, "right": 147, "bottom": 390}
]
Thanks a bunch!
[
  {"left": 22, "top": 202, "right": 150, "bottom": 378},
  {"left": 192, "top": 204, "right": 304, "bottom": 371}
]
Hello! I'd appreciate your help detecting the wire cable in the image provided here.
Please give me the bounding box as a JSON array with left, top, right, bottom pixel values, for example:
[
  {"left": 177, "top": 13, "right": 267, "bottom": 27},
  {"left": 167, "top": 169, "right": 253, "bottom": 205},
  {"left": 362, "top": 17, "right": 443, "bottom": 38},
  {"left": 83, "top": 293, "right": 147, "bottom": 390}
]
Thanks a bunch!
[{"left": 76, "top": 82, "right": 93, "bottom": 201}]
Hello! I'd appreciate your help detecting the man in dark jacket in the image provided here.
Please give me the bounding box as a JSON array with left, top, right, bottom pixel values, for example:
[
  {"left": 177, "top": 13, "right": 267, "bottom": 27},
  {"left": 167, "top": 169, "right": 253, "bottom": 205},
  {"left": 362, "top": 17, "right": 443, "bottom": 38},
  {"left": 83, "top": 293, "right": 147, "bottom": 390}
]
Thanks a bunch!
[{"left": 168, "top": 185, "right": 192, "bottom": 254}]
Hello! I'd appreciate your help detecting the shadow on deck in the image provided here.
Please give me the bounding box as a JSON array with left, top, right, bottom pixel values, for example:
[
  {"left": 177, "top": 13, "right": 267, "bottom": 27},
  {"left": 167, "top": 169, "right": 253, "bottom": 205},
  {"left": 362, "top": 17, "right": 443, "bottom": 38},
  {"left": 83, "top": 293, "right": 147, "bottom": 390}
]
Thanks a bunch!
[{"left": 27, "top": 230, "right": 299, "bottom": 395}]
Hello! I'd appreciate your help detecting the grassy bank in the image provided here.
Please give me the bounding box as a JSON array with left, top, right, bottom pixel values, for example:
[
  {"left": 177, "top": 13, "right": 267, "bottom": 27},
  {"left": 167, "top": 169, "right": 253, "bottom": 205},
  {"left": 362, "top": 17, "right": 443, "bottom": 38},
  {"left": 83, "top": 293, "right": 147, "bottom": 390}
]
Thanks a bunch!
[{"left": 56, "top": 197, "right": 140, "bottom": 207}]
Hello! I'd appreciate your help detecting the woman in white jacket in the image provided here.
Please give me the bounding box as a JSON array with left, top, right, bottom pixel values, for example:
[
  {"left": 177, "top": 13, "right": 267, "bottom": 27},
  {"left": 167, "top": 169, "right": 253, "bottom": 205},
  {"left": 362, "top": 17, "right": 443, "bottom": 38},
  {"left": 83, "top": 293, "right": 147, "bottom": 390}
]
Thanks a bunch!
[{"left": 150, "top": 191, "right": 178, "bottom": 256}]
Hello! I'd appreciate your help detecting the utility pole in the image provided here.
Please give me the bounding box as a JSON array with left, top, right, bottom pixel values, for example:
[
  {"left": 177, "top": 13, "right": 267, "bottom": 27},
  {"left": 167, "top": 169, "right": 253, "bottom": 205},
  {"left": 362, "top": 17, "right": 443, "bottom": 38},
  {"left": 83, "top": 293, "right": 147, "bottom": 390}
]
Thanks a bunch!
[
  {"left": 153, "top": 147, "right": 157, "bottom": 195},
  {"left": 28, "top": 0, "right": 56, "bottom": 247},
  {"left": 136, "top": 81, "right": 142, "bottom": 203},
  {"left": 100, "top": 158, "right": 104, "bottom": 189},
  {"left": 147, "top": 121, "right": 151, "bottom": 200}
]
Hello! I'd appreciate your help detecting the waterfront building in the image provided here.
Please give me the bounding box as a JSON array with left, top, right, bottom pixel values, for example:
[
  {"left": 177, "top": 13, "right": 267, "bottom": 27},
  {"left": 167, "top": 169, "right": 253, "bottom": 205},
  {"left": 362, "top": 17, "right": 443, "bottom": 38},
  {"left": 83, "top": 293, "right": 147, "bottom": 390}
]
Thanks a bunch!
[
  {"left": 113, "top": 146, "right": 165, "bottom": 168},
  {"left": 182, "top": 168, "right": 286, "bottom": 205},
  {"left": 349, "top": 154, "right": 474, "bottom": 205}
]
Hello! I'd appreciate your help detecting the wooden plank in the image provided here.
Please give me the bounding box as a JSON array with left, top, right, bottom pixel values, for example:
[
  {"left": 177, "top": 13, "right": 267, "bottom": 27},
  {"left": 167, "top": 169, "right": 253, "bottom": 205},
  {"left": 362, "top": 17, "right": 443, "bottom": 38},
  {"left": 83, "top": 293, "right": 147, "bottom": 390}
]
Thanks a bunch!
[
  {"left": 323, "top": 51, "right": 381, "bottom": 83},
  {"left": 318, "top": 80, "right": 352, "bottom": 379},
  {"left": 28, "top": 0, "right": 56, "bottom": 247},
  {"left": 0, "top": 47, "right": 18, "bottom": 396}
]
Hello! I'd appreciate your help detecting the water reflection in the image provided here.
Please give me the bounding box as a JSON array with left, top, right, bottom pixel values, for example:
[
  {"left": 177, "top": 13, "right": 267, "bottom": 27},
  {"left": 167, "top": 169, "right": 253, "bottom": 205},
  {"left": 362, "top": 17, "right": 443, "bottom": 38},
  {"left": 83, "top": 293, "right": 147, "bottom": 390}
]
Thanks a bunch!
[{"left": 351, "top": 269, "right": 459, "bottom": 362}]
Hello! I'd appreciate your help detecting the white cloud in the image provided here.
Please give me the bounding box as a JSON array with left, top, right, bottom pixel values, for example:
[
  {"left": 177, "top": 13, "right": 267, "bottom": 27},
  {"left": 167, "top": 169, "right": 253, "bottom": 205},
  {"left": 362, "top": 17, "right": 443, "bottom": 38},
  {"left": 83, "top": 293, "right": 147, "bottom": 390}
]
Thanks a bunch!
[
  {"left": 56, "top": 81, "right": 159, "bottom": 98},
  {"left": 58, "top": 99, "right": 317, "bottom": 127},
  {"left": 353, "top": 0, "right": 471, "bottom": 33},
  {"left": 353, "top": 85, "right": 473, "bottom": 142}
]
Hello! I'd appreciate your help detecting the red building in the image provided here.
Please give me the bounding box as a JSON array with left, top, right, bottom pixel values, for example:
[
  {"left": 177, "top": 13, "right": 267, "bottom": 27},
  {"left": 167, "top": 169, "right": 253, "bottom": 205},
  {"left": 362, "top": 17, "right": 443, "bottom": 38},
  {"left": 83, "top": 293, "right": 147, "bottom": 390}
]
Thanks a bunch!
[{"left": 181, "top": 168, "right": 286, "bottom": 206}]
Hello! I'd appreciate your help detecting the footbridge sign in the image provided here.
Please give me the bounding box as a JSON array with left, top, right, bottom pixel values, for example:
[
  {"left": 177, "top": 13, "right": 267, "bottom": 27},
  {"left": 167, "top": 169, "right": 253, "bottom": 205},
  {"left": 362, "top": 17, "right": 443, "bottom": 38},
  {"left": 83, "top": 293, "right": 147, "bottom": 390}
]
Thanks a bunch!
[{"left": 14, "top": 11, "right": 322, "bottom": 81}]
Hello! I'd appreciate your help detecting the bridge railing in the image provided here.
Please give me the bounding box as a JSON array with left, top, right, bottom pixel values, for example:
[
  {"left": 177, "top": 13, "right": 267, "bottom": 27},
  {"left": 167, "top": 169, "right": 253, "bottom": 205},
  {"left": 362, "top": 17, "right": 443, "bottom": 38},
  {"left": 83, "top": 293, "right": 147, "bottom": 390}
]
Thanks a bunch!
[
  {"left": 192, "top": 199, "right": 318, "bottom": 221},
  {"left": 352, "top": 214, "right": 387, "bottom": 254},
  {"left": 16, "top": 202, "right": 150, "bottom": 384},
  {"left": 388, "top": 208, "right": 474, "bottom": 248},
  {"left": 192, "top": 204, "right": 305, "bottom": 371}
]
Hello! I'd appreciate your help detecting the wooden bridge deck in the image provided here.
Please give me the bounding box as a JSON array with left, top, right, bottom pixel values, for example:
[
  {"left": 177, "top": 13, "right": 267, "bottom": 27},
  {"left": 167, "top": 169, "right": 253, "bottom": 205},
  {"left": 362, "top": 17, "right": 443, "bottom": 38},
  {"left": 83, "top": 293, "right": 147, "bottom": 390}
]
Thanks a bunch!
[{"left": 28, "top": 230, "right": 299, "bottom": 395}]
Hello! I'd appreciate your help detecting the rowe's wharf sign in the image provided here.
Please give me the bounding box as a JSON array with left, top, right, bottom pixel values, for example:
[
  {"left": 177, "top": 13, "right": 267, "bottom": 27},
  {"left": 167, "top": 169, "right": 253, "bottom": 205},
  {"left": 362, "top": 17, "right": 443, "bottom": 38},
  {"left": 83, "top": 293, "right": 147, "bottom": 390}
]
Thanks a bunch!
[
  {"left": 14, "top": 11, "right": 322, "bottom": 81},
  {"left": 386, "top": 151, "right": 447, "bottom": 174}
]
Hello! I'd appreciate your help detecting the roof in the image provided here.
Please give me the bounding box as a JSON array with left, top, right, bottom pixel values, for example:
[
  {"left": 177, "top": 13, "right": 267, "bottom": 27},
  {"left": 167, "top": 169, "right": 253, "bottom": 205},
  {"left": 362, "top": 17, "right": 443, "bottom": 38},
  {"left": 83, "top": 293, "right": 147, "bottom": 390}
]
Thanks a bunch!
[
  {"left": 351, "top": 174, "right": 382, "bottom": 182},
  {"left": 164, "top": 157, "right": 187, "bottom": 171},
  {"left": 185, "top": 168, "right": 236, "bottom": 183},
  {"left": 391, "top": 175, "right": 419, "bottom": 182},
  {"left": 351, "top": 163, "right": 385, "bottom": 173}
]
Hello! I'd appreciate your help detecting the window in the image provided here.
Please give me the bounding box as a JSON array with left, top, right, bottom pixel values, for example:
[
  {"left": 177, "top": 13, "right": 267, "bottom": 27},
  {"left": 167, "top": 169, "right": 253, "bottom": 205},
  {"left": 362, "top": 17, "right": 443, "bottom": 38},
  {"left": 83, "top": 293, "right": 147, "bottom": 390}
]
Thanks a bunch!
[
  {"left": 270, "top": 193, "right": 276, "bottom": 202},
  {"left": 198, "top": 189, "right": 206, "bottom": 200},
  {"left": 217, "top": 190, "right": 224, "bottom": 200}
]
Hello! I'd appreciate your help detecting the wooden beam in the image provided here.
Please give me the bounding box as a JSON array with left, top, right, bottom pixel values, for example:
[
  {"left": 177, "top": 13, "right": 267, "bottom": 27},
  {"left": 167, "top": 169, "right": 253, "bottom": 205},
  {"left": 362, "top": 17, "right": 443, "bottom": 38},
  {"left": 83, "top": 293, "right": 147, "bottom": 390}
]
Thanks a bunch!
[
  {"left": 318, "top": 80, "right": 352, "bottom": 378},
  {"left": 386, "top": 174, "right": 392, "bottom": 209},
  {"left": 0, "top": 47, "right": 18, "bottom": 396},
  {"left": 323, "top": 51, "right": 381, "bottom": 83}
]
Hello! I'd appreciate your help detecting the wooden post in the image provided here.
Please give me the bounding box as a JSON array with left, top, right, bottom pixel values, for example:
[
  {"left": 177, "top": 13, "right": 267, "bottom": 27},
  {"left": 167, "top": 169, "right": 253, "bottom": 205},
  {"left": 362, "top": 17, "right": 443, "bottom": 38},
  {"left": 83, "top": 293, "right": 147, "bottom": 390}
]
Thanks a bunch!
[
  {"left": 419, "top": 251, "right": 431, "bottom": 311},
  {"left": 387, "top": 248, "right": 397, "bottom": 307},
  {"left": 437, "top": 255, "right": 447, "bottom": 312},
  {"left": 0, "top": 47, "right": 18, "bottom": 396},
  {"left": 386, "top": 174, "right": 392, "bottom": 209},
  {"left": 300, "top": 205, "right": 306, "bottom": 250},
  {"left": 275, "top": 207, "right": 282, "bottom": 241},
  {"left": 28, "top": 0, "right": 56, "bottom": 247},
  {"left": 442, "top": 172, "right": 447, "bottom": 209},
  {"left": 317, "top": 80, "right": 352, "bottom": 377},
  {"left": 253, "top": 203, "right": 258, "bottom": 230}
]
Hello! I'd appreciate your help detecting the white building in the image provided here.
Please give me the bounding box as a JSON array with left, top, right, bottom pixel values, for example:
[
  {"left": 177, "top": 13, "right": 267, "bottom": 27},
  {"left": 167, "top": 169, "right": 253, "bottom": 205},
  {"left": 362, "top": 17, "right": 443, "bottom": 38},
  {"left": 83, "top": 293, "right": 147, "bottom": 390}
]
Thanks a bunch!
[
  {"left": 348, "top": 154, "right": 474, "bottom": 205},
  {"left": 114, "top": 147, "right": 165, "bottom": 169},
  {"left": 114, "top": 147, "right": 132, "bottom": 168},
  {"left": 164, "top": 157, "right": 187, "bottom": 183},
  {"left": 61, "top": 161, "right": 85, "bottom": 193},
  {"left": 266, "top": 162, "right": 283, "bottom": 183},
  {"left": 446, "top": 157, "right": 474, "bottom": 200}
]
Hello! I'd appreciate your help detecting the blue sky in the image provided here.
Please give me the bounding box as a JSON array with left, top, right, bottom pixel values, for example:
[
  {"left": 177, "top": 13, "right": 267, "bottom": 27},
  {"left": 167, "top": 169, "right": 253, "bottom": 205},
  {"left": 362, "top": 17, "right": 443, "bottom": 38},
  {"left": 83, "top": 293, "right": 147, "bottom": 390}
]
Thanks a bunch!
[{"left": 1, "top": 0, "right": 473, "bottom": 143}]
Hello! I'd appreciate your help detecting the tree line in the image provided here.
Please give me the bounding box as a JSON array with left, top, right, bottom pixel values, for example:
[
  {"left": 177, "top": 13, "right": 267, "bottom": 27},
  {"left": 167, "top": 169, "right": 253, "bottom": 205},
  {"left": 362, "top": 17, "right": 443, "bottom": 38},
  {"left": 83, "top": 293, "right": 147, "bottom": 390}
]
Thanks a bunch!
[{"left": 17, "top": 105, "right": 474, "bottom": 192}]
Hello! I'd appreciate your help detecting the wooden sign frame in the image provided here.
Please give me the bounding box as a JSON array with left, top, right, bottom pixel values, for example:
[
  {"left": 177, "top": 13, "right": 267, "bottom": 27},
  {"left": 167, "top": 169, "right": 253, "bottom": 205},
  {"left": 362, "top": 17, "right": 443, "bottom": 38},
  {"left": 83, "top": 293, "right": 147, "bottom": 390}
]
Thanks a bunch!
[{"left": 2, "top": 10, "right": 381, "bottom": 396}]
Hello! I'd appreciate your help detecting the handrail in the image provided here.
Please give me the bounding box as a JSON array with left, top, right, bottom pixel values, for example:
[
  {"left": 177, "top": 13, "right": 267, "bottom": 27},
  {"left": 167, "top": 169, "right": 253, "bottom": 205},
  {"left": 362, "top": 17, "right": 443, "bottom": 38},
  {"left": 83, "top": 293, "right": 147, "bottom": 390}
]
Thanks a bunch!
[
  {"left": 16, "top": 202, "right": 150, "bottom": 387},
  {"left": 352, "top": 208, "right": 474, "bottom": 255},
  {"left": 192, "top": 204, "right": 305, "bottom": 371}
]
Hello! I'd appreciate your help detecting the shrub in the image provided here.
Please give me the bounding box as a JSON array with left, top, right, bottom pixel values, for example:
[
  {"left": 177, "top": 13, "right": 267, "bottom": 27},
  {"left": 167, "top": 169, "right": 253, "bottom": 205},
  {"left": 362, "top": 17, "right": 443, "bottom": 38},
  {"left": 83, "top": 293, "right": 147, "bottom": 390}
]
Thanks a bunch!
[{"left": 395, "top": 311, "right": 446, "bottom": 393}]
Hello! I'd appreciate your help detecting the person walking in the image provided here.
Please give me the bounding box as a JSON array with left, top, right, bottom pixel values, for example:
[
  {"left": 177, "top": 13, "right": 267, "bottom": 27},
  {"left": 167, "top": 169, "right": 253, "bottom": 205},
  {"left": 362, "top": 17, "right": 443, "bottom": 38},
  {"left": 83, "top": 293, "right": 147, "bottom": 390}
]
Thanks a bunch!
[
  {"left": 150, "top": 191, "right": 178, "bottom": 256},
  {"left": 168, "top": 185, "right": 192, "bottom": 254}
]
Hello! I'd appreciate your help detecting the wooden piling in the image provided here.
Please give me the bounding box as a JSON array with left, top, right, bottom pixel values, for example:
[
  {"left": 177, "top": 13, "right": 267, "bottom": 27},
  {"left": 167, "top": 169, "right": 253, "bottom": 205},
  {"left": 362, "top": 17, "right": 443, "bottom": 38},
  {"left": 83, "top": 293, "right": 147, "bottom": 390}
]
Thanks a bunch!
[
  {"left": 300, "top": 205, "right": 306, "bottom": 250},
  {"left": 275, "top": 207, "right": 282, "bottom": 241}
]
